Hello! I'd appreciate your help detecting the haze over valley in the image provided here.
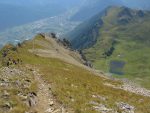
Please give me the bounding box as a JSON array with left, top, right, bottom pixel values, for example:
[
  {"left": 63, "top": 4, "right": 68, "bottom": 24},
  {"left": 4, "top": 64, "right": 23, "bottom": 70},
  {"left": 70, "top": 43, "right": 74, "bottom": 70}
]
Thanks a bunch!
[{"left": 0, "top": 0, "right": 150, "bottom": 46}]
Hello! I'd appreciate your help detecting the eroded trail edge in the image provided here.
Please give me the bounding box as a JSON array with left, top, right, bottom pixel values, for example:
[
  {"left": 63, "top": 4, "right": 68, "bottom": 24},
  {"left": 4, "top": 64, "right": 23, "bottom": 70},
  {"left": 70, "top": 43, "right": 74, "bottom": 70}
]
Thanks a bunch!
[{"left": 31, "top": 67, "right": 68, "bottom": 113}]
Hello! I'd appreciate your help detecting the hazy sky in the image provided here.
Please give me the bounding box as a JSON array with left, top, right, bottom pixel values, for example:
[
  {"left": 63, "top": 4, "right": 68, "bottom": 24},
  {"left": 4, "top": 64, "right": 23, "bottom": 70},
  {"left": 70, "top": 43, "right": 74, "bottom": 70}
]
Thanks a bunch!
[
  {"left": 0, "top": 0, "right": 150, "bottom": 9},
  {"left": 0, "top": 0, "right": 149, "bottom": 31}
]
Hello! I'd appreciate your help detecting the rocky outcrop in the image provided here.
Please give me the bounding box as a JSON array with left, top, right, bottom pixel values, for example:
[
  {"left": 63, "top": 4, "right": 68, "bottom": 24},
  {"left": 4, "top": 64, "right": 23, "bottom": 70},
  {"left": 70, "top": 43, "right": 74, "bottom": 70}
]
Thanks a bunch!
[
  {"left": 117, "top": 7, "right": 133, "bottom": 24},
  {"left": 137, "top": 10, "right": 145, "bottom": 17},
  {"left": 116, "top": 102, "right": 135, "bottom": 113},
  {"left": 0, "top": 102, "right": 12, "bottom": 113},
  {"left": 0, "top": 67, "right": 37, "bottom": 113},
  {"left": 104, "top": 80, "right": 150, "bottom": 97},
  {"left": 27, "top": 92, "right": 38, "bottom": 107},
  {"left": 121, "top": 83, "right": 150, "bottom": 97},
  {"left": 90, "top": 101, "right": 113, "bottom": 113},
  {"left": 79, "top": 50, "right": 93, "bottom": 68}
]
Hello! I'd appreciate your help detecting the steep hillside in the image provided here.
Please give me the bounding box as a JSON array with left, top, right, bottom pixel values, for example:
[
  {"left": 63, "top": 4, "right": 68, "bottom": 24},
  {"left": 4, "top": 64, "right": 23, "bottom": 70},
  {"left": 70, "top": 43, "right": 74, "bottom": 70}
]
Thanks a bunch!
[
  {"left": 69, "top": 6, "right": 150, "bottom": 89},
  {"left": 1, "top": 34, "right": 150, "bottom": 113},
  {"left": 67, "top": 11, "right": 104, "bottom": 49}
]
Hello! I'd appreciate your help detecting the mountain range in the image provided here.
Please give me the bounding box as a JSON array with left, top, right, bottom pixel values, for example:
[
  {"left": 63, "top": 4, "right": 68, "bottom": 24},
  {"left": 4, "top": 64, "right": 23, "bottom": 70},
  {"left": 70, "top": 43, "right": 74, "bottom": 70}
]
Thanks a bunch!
[
  {"left": 71, "top": 0, "right": 150, "bottom": 21},
  {"left": 1, "top": 1, "right": 150, "bottom": 112},
  {"left": 68, "top": 6, "right": 150, "bottom": 89}
]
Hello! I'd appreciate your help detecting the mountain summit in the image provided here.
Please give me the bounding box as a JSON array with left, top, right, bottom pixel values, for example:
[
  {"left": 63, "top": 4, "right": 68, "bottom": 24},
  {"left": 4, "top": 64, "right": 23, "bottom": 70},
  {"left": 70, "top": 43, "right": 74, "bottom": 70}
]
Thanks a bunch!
[{"left": 71, "top": 0, "right": 150, "bottom": 21}]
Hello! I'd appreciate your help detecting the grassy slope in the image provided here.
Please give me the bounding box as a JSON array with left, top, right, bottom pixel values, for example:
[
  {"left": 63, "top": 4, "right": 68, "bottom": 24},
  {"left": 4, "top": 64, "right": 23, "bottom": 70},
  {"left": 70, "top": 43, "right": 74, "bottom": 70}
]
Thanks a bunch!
[
  {"left": 1, "top": 35, "right": 150, "bottom": 112},
  {"left": 82, "top": 7, "right": 150, "bottom": 89}
]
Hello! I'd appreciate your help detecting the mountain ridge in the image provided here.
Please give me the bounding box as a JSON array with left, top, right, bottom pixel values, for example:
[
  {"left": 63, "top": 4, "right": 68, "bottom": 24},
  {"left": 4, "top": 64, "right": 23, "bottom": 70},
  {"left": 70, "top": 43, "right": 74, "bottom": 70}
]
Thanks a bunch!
[{"left": 1, "top": 33, "right": 150, "bottom": 113}]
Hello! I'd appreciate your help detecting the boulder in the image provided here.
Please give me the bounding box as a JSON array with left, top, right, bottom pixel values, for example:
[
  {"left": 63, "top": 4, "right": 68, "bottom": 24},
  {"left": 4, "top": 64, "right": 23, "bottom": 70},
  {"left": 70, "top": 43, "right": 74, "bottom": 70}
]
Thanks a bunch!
[
  {"left": 116, "top": 102, "right": 135, "bottom": 113},
  {"left": 27, "top": 92, "right": 38, "bottom": 107}
]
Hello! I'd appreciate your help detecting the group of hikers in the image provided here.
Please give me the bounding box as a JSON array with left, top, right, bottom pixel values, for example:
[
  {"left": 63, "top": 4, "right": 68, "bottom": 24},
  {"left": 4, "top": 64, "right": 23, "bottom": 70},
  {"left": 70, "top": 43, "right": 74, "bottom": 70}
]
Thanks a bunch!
[
  {"left": 6, "top": 58, "right": 22, "bottom": 67},
  {"left": 1, "top": 49, "right": 22, "bottom": 67}
]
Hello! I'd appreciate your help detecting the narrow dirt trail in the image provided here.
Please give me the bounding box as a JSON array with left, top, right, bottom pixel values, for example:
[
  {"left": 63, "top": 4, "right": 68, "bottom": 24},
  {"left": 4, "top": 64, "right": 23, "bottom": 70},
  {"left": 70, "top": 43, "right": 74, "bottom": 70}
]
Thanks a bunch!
[{"left": 32, "top": 69, "right": 68, "bottom": 113}]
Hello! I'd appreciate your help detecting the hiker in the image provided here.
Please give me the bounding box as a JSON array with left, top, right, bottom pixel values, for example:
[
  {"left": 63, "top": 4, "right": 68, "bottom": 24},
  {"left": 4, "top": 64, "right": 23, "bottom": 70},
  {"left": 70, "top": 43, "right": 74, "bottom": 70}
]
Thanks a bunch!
[
  {"left": 6, "top": 62, "right": 10, "bottom": 67},
  {"left": 12, "top": 59, "right": 17, "bottom": 65},
  {"left": 17, "top": 59, "right": 20, "bottom": 64}
]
